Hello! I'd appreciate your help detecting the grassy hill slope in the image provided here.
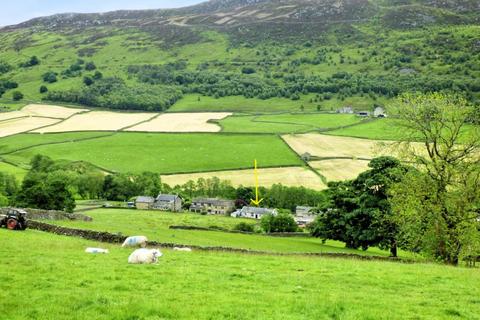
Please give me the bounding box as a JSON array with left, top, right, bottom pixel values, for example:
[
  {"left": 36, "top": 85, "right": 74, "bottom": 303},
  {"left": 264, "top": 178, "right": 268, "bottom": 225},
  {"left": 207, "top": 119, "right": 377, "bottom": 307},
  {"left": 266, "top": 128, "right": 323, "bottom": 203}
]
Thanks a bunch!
[{"left": 0, "top": 0, "right": 478, "bottom": 112}]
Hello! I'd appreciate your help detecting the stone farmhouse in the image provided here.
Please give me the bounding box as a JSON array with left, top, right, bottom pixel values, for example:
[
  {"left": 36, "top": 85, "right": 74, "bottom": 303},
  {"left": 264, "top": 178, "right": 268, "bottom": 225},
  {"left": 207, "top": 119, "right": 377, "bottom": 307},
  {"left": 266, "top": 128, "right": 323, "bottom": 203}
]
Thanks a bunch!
[
  {"left": 294, "top": 206, "right": 316, "bottom": 227},
  {"left": 190, "top": 198, "right": 236, "bottom": 215},
  {"left": 374, "top": 106, "right": 387, "bottom": 118},
  {"left": 231, "top": 206, "right": 278, "bottom": 219},
  {"left": 135, "top": 196, "right": 155, "bottom": 210},
  {"left": 135, "top": 194, "right": 182, "bottom": 212}
]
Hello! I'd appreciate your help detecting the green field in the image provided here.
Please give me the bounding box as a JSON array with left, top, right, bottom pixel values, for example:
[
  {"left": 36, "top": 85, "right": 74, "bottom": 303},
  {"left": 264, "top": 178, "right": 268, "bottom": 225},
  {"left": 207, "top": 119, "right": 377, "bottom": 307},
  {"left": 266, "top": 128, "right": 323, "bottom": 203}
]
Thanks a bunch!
[
  {"left": 0, "top": 161, "right": 27, "bottom": 180},
  {"left": 326, "top": 118, "right": 406, "bottom": 140},
  {"left": 169, "top": 94, "right": 388, "bottom": 114},
  {"left": 1, "top": 132, "right": 302, "bottom": 173},
  {"left": 2, "top": 229, "right": 479, "bottom": 320},
  {"left": 220, "top": 113, "right": 364, "bottom": 133},
  {"left": 51, "top": 209, "right": 392, "bottom": 255}
]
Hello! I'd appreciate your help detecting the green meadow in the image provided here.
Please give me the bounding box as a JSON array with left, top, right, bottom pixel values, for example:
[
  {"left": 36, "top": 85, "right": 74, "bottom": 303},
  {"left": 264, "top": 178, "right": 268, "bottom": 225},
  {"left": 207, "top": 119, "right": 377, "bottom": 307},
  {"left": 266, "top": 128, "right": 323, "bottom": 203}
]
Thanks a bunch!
[
  {"left": 1, "top": 132, "right": 302, "bottom": 173},
  {"left": 1, "top": 229, "right": 479, "bottom": 320},
  {"left": 0, "top": 162, "right": 27, "bottom": 180},
  {"left": 51, "top": 209, "right": 392, "bottom": 255},
  {"left": 220, "top": 113, "right": 363, "bottom": 133}
]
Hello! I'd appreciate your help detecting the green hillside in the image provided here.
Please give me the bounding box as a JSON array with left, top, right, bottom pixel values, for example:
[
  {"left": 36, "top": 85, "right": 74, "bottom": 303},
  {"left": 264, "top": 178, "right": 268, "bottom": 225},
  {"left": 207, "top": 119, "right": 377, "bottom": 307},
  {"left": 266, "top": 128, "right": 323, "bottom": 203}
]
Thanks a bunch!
[{"left": 0, "top": 0, "right": 478, "bottom": 112}]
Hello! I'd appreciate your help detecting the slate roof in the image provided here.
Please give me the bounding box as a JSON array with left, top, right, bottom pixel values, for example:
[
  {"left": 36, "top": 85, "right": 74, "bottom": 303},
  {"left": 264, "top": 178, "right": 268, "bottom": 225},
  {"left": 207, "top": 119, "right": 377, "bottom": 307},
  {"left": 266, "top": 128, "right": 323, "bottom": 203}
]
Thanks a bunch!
[
  {"left": 192, "top": 198, "right": 235, "bottom": 206},
  {"left": 240, "top": 206, "right": 276, "bottom": 214},
  {"left": 156, "top": 194, "right": 180, "bottom": 202},
  {"left": 136, "top": 196, "right": 155, "bottom": 203}
]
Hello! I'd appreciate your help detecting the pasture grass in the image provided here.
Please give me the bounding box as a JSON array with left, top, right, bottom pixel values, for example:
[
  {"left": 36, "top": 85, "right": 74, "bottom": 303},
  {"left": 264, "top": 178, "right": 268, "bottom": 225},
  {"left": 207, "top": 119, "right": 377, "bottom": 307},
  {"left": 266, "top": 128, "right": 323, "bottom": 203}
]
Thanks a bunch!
[
  {"left": 1, "top": 229, "right": 479, "bottom": 320},
  {"left": 0, "top": 161, "right": 27, "bottom": 181},
  {"left": 2, "top": 132, "right": 302, "bottom": 174},
  {"left": 53, "top": 209, "right": 393, "bottom": 256},
  {"left": 220, "top": 113, "right": 363, "bottom": 133}
]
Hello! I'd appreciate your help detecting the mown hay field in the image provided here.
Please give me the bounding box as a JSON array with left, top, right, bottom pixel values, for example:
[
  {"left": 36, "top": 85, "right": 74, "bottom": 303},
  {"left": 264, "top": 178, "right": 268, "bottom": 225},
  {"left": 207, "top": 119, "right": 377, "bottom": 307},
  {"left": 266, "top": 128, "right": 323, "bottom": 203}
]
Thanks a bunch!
[
  {"left": 2, "top": 132, "right": 302, "bottom": 174},
  {"left": 0, "top": 104, "right": 87, "bottom": 121},
  {"left": 310, "top": 159, "right": 371, "bottom": 182},
  {"left": 2, "top": 229, "right": 479, "bottom": 320},
  {"left": 127, "top": 112, "right": 231, "bottom": 133},
  {"left": 283, "top": 133, "right": 392, "bottom": 159},
  {"left": 162, "top": 166, "right": 326, "bottom": 190},
  {"left": 34, "top": 111, "right": 156, "bottom": 133},
  {"left": 0, "top": 117, "right": 60, "bottom": 137}
]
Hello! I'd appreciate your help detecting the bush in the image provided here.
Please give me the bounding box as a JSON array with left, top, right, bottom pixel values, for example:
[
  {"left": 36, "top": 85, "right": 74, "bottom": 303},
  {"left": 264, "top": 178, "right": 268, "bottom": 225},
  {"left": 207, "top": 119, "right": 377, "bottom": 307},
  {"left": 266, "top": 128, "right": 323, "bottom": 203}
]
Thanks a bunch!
[
  {"left": 233, "top": 222, "right": 255, "bottom": 233},
  {"left": 12, "top": 91, "right": 23, "bottom": 101},
  {"left": 20, "top": 56, "right": 39, "bottom": 68},
  {"left": 241, "top": 67, "right": 256, "bottom": 74},
  {"left": 83, "top": 76, "right": 94, "bottom": 86},
  {"left": 39, "top": 85, "right": 48, "bottom": 94},
  {"left": 261, "top": 213, "right": 298, "bottom": 233},
  {"left": 42, "top": 71, "right": 57, "bottom": 83},
  {"left": 85, "top": 62, "right": 96, "bottom": 71}
]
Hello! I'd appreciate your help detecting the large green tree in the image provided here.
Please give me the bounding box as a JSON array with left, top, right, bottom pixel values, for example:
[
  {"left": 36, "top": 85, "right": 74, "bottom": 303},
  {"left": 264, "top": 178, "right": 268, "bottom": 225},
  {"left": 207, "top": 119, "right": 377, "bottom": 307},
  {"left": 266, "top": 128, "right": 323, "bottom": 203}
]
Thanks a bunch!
[
  {"left": 311, "top": 157, "right": 410, "bottom": 256},
  {"left": 389, "top": 93, "right": 480, "bottom": 264}
]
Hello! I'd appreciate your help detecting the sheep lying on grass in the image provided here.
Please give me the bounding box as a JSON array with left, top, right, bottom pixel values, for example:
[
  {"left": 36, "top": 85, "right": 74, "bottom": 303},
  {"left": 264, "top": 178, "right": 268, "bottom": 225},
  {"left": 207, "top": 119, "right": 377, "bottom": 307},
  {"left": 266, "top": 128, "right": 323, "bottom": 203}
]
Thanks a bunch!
[
  {"left": 128, "top": 249, "right": 162, "bottom": 264},
  {"left": 85, "top": 247, "right": 109, "bottom": 254},
  {"left": 173, "top": 247, "right": 192, "bottom": 252},
  {"left": 122, "top": 236, "right": 148, "bottom": 248}
]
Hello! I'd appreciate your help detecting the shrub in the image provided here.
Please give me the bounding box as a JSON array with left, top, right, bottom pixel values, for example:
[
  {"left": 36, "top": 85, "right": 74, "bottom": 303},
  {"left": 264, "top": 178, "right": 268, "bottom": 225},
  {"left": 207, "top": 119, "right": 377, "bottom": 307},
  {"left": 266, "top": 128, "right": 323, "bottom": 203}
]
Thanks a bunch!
[
  {"left": 85, "top": 62, "right": 96, "bottom": 71},
  {"left": 233, "top": 222, "right": 255, "bottom": 233},
  {"left": 39, "top": 85, "right": 48, "bottom": 94},
  {"left": 12, "top": 91, "right": 23, "bottom": 101},
  {"left": 42, "top": 71, "right": 57, "bottom": 83},
  {"left": 261, "top": 213, "right": 297, "bottom": 233}
]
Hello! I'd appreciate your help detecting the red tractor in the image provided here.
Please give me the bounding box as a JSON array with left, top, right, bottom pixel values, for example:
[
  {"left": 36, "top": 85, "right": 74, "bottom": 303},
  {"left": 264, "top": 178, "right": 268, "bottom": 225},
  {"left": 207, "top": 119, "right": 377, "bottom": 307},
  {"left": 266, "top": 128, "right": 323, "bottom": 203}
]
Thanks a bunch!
[{"left": 0, "top": 209, "right": 28, "bottom": 230}]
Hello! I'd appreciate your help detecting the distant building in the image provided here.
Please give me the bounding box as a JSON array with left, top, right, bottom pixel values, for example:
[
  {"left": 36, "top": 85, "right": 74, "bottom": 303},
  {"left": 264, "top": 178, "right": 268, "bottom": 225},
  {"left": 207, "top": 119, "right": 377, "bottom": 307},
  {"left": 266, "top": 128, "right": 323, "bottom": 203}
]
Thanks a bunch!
[
  {"left": 153, "top": 194, "right": 183, "bottom": 212},
  {"left": 357, "top": 111, "right": 371, "bottom": 117},
  {"left": 190, "top": 198, "right": 236, "bottom": 215},
  {"left": 295, "top": 206, "right": 316, "bottom": 227},
  {"left": 337, "top": 106, "right": 354, "bottom": 114},
  {"left": 374, "top": 106, "right": 387, "bottom": 118},
  {"left": 231, "top": 206, "right": 278, "bottom": 220},
  {"left": 135, "top": 196, "right": 155, "bottom": 210},
  {"left": 296, "top": 206, "right": 314, "bottom": 216}
]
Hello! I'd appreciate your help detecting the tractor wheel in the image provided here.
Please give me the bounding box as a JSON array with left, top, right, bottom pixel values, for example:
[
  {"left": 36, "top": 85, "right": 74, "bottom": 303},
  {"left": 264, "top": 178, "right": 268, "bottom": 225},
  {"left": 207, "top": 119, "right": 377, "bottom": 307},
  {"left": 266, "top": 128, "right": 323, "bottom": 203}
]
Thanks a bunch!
[{"left": 6, "top": 218, "right": 18, "bottom": 230}]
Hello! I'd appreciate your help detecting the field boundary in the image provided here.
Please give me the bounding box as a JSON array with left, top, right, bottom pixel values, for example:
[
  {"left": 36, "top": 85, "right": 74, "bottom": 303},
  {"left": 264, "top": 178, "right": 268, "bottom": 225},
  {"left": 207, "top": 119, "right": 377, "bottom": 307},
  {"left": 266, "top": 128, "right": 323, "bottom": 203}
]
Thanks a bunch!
[
  {"left": 169, "top": 225, "right": 310, "bottom": 237},
  {"left": 28, "top": 220, "right": 413, "bottom": 263}
]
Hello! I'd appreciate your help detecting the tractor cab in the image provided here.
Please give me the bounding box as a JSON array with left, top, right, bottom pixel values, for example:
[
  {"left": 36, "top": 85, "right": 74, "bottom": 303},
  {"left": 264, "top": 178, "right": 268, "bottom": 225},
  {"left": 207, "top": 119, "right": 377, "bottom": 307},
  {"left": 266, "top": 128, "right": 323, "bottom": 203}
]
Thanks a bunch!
[{"left": 0, "top": 209, "right": 28, "bottom": 230}]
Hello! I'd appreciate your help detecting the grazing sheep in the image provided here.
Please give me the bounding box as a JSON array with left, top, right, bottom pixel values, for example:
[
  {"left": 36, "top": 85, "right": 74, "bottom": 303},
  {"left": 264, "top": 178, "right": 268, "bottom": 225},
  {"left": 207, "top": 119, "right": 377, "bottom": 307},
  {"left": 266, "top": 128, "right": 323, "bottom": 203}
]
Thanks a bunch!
[
  {"left": 173, "top": 247, "right": 192, "bottom": 252},
  {"left": 122, "top": 236, "right": 148, "bottom": 248},
  {"left": 85, "top": 247, "right": 109, "bottom": 254},
  {"left": 128, "top": 249, "right": 162, "bottom": 264}
]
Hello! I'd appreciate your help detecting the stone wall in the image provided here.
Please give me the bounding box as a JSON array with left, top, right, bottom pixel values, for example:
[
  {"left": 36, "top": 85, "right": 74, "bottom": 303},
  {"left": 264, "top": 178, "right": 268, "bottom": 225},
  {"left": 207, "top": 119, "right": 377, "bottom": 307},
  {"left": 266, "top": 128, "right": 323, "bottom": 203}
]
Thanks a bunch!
[
  {"left": 0, "top": 207, "right": 92, "bottom": 221},
  {"left": 169, "top": 225, "right": 310, "bottom": 237},
  {"left": 28, "top": 220, "right": 411, "bottom": 263}
]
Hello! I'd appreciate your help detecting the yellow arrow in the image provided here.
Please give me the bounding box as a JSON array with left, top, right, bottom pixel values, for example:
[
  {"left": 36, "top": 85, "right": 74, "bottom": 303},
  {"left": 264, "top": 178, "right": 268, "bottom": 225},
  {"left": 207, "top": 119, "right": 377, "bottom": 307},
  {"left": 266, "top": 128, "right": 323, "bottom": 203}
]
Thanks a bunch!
[{"left": 250, "top": 159, "right": 264, "bottom": 207}]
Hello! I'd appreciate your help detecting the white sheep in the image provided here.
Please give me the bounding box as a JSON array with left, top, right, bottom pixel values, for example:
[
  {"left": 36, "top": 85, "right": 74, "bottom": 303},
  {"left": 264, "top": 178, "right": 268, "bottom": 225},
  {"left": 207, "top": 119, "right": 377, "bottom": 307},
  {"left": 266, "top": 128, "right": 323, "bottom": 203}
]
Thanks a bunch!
[
  {"left": 85, "top": 247, "right": 109, "bottom": 254},
  {"left": 122, "top": 236, "right": 148, "bottom": 248},
  {"left": 173, "top": 247, "right": 192, "bottom": 252},
  {"left": 128, "top": 248, "right": 162, "bottom": 264}
]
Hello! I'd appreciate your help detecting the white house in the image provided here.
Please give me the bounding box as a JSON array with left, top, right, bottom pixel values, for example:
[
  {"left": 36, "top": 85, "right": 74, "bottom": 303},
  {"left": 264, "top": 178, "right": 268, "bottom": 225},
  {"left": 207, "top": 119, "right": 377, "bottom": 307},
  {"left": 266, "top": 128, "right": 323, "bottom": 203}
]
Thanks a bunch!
[
  {"left": 231, "top": 206, "right": 278, "bottom": 220},
  {"left": 374, "top": 106, "right": 387, "bottom": 118}
]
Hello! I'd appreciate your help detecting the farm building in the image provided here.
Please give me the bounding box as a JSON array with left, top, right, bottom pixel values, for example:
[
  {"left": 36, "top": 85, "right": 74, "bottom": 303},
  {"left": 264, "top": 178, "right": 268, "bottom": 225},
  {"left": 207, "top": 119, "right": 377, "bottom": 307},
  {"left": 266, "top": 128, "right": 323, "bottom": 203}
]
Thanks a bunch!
[
  {"left": 296, "top": 206, "right": 314, "bottom": 215},
  {"left": 357, "top": 111, "right": 371, "bottom": 117},
  {"left": 337, "top": 106, "right": 354, "bottom": 114},
  {"left": 190, "top": 198, "right": 236, "bottom": 215},
  {"left": 294, "top": 214, "right": 316, "bottom": 227},
  {"left": 135, "top": 196, "right": 155, "bottom": 210},
  {"left": 231, "top": 206, "right": 278, "bottom": 220},
  {"left": 153, "top": 194, "right": 183, "bottom": 212},
  {"left": 374, "top": 107, "right": 387, "bottom": 118}
]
